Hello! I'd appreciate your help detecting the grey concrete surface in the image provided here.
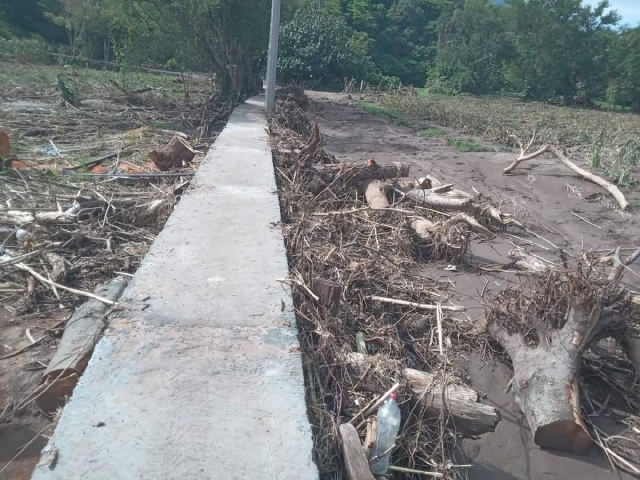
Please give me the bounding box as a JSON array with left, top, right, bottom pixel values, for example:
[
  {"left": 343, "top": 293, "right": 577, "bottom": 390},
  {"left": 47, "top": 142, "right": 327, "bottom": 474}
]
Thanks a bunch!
[{"left": 32, "top": 96, "right": 319, "bottom": 480}]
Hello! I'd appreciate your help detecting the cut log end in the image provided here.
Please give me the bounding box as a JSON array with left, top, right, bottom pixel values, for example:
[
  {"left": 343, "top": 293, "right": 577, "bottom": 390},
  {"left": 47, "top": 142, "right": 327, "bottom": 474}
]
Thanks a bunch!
[
  {"left": 364, "top": 180, "right": 390, "bottom": 209},
  {"left": 534, "top": 420, "right": 592, "bottom": 455}
]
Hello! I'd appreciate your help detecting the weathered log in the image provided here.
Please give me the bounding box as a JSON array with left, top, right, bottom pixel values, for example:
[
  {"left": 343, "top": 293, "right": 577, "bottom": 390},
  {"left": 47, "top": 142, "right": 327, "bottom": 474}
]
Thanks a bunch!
[
  {"left": 344, "top": 353, "right": 500, "bottom": 436},
  {"left": 0, "top": 210, "right": 76, "bottom": 225},
  {"left": 401, "top": 188, "right": 472, "bottom": 210},
  {"left": 503, "top": 141, "right": 628, "bottom": 211},
  {"left": 312, "top": 277, "right": 342, "bottom": 313},
  {"left": 487, "top": 287, "right": 600, "bottom": 454},
  {"left": 364, "top": 180, "right": 390, "bottom": 209},
  {"left": 339, "top": 423, "right": 375, "bottom": 480},
  {"left": 404, "top": 368, "right": 501, "bottom": 436},
  {"left": 149, "top": 135, "right": 195, "bottom": 170},
  {"left": 36, "top": 276, "right": 128, "bottom": 413}
]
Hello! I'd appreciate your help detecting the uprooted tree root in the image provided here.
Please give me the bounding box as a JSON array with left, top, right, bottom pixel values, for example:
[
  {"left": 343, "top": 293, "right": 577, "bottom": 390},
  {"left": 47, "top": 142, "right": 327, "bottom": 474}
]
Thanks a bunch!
[
  {"left": 268, "top": 98, "right": 511, "bottom": 478},
  {"left": 485, "top": 261, "right": 640, "bottom": 474}
]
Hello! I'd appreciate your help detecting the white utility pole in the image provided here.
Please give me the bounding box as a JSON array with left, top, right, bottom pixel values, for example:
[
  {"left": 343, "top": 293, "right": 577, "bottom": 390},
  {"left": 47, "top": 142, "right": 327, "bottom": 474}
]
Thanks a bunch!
[{"left": 265, "top": 0, "right": 282, "bottom": 111}]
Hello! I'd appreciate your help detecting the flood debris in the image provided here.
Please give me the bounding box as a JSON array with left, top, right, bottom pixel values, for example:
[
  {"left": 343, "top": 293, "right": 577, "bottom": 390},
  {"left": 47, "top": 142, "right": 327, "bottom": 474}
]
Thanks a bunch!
[
  {"left": 269, "top": 93, "right": 506, "bottom": 479},
  {"left": 0, "top": 77, "right": 231, "bottom": 472},
  {"left": 271, "top": 91, "right": 640, "bottom": 479}
]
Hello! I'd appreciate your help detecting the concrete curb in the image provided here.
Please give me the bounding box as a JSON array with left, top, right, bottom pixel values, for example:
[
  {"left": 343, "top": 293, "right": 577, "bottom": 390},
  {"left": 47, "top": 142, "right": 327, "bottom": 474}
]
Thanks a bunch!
[{"left": 31, "top": 96, "right": 319, "bottom": 480}]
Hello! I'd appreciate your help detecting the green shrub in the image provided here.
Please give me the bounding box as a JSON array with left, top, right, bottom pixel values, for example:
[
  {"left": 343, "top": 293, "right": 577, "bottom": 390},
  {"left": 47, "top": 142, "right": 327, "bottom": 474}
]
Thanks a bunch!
[
  {"left": 278, "top": 8, "right": 380, "bottom": 85},
  {"left": 418, "top": 128, "right": 446, "bottom": 138},
  {"left": 445, "top": 136, "right": 493, "bottom": 152},
  {"left": 0, "top": 38, "right": 51, "bottom": 63}
]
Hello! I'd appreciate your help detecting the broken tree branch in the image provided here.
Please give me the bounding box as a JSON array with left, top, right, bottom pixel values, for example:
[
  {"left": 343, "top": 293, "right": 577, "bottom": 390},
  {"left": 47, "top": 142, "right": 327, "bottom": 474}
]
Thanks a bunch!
[{"left": 503, "top": 141, "right": 628, "bottom": 211}]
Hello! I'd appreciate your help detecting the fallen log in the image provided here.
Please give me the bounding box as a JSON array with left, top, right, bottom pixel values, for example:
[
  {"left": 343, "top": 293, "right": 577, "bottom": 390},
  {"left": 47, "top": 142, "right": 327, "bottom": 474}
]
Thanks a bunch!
[
  {"left": 364, "top": 180, "right": 390, "bottom": 209},
  {"left": 345, "top": 353, "right": 500, "bottom": 436},
  {"left": 339, "top": 423, "right": 375, "bottom": 480},
  {"left": 0, "top": 210, "right": 76, "bottom": 225},
  {"left": 503, "top": 137, "right": 628, "bottom": 211},
  {"left": 35, "top": 276, "right": 128, "bottom": 413},
  {"left": 485, "top": 267, "right": 640, "bottom": 455},
  {"left": 404, "top": 367, "right": 501, "bottom": 436},
  {"left": 149, "top": 135, "right": 195, "bottom": 170},
  {"left": 400, "top": 188, "right": 472, "bottom": 210}
]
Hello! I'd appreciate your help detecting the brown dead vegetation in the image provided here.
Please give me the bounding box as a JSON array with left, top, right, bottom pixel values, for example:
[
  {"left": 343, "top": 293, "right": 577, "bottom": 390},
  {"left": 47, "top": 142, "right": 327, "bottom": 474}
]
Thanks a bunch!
[{"left": 270, "top": 92, "right": 640, "bottom": 479}]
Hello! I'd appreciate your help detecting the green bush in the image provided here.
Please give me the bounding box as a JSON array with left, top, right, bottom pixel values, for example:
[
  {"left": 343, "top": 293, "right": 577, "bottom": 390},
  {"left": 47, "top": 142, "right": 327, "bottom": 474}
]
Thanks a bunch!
[
  {"left": 278, "top": 8, "right": 380, "bottom": 85},
  {"left": 0, "top": 38, "right": 51, "bottom": 63}
]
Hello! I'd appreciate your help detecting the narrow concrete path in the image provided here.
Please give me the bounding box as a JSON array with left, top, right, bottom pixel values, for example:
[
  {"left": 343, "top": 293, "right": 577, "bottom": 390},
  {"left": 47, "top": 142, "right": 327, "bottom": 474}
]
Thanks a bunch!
[{"left": 32, "top": 97, "right": 318, "bottom": 480}]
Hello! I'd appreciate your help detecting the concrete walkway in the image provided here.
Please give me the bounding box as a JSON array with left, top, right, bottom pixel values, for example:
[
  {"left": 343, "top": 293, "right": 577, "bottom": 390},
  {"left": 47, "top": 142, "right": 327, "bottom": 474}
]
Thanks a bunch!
[{"left": 32, "top": 97, "right": 318, "bottom": 480}]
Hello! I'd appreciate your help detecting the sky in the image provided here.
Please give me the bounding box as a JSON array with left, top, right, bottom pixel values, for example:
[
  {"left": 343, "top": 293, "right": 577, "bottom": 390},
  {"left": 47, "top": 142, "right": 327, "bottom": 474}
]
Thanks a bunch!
[{"left": 583, "top": 0, "right": 640, "bottom": 26}]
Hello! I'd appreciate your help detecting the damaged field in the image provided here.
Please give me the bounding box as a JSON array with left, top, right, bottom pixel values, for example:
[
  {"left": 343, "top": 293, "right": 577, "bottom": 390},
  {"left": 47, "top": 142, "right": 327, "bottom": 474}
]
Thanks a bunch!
[
  {"left": 269, "top": 89, "right": 640, "bottom": 479},
  {"left": 0, "top": 61, "right": 229, "bottom": 479}
]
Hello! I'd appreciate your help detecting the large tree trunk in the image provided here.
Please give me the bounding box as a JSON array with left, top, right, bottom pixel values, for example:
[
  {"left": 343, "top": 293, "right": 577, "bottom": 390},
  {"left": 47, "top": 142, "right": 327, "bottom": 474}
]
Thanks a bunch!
[{"left": 487, "top": 282, "right": 613, "bottom": 455}]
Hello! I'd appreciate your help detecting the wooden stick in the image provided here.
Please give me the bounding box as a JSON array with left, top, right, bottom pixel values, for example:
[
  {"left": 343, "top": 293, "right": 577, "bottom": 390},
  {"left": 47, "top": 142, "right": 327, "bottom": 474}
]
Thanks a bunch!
[
  {"left": 370, "top": 295, "right": 465, "bottom": 312},
  {"left": 436, "top": 304, "right": 444, "bottom": 355},
  {"left": 388, "top": 466, "right": 444, "bottom": 477},
  {"left": 571, "top": 211, "right": 601, "bottom": 230},
  {"left": 16, "top": 263, "right": 116, "bottom": 305},
  {"left": 353, "top": 383, "right": 400, "bottom": 429}
]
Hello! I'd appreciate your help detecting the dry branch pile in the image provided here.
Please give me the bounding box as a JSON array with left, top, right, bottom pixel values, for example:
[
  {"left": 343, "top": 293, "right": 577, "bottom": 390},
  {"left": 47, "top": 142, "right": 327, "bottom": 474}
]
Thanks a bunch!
[
  {"left": 269, "top": 98, "right": 511, "bottom": 479},
  {"left": 0, "top": 82, "right": 232, "bottom": 445}
]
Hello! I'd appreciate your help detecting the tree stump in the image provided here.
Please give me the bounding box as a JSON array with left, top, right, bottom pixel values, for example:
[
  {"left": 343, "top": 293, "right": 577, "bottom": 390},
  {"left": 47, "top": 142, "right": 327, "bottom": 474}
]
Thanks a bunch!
[{"left": 149, "top": 135, "right": 195, "bottom": 170}]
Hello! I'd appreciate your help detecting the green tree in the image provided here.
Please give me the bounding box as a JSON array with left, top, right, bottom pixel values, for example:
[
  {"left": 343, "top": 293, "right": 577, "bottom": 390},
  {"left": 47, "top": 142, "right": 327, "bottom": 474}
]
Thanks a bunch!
[
  {"left": 105, "top": 0, "right": 271, "bottom": 98},
  {"left": 613, "top": 27, "right": 640, "bottom": 112},
  {"left": 508, "top": 0, "right": 619, "bottom": 103},
  {"left": 278, "top": 7, "right": 379, "bottom": 84},
  {"left": 0, "top": 0, "right": 65, "bottom": 41},
  {"left": 429, "top": 0, "right": 512, "bottom": 94}
]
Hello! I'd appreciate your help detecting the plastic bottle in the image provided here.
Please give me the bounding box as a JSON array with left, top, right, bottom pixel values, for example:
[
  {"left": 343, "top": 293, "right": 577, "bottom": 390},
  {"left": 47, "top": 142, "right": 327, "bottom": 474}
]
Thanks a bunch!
[{"left": 370, "top": 393, "right": 401, "bottom": 474}]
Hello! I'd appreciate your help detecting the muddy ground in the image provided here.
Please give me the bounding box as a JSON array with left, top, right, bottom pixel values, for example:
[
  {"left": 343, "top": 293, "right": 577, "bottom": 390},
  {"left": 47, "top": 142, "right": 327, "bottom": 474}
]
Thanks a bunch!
[{"left": 306, "top": 91, "right": 640, "bottom": 479}]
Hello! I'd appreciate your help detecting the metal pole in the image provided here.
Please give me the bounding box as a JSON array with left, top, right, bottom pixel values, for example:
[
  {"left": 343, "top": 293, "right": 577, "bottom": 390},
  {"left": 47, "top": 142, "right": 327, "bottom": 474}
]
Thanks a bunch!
[{"left": 265, "top": 0, "right": 282, "bottom": 111}]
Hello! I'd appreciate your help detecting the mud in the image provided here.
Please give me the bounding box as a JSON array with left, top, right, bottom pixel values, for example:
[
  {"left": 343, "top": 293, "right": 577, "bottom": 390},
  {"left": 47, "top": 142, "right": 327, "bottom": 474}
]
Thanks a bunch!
[{"left": 306, "top": 91, "right": 639, "bottom": 479}]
